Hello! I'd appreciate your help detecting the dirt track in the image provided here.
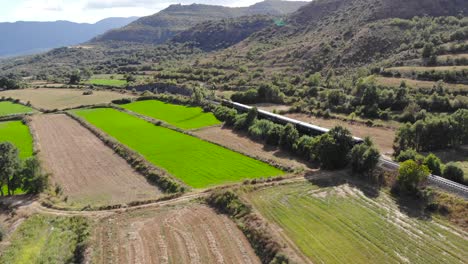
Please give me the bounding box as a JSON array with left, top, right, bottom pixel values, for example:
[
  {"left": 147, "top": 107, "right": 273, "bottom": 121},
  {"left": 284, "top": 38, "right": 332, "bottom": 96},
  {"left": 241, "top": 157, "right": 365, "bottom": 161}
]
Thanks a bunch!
[
  {"left": 31, "top": 114, "right": 162, "bottom": 206},
  {"left": 92, "top": 204, "right": 260, "bottom": 264}
]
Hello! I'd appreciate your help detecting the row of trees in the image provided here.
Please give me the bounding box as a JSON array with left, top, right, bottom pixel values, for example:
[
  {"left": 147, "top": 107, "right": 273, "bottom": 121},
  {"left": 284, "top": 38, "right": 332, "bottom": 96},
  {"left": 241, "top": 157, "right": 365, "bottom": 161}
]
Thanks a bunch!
[
  {"left": 213, "top": 106, "right": 380, "bottom": 173},
  {"left": 396, "top": 150, "right": 465, "bottom": 183},
  {"left": 0, "top": 142, "right": 48, "bottom": 196},
  {"left": 394, "top": 109, "right": 468, "bottom": 153}
]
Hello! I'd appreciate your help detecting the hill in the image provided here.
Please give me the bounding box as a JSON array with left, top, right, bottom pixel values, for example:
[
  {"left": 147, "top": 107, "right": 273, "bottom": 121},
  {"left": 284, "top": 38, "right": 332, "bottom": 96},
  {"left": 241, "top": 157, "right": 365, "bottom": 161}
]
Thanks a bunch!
[
  {"left": 223, "top": 0, "right": 468, "bottom": 72},
  {"left": 92, "top": 0, "right": 307, "bottom": 44},
  {"left": 171, "top": 15, "right": 276, "bottom": 51},
  {"left": 0, "top": 17, "right": 138, "bottom": 58}
]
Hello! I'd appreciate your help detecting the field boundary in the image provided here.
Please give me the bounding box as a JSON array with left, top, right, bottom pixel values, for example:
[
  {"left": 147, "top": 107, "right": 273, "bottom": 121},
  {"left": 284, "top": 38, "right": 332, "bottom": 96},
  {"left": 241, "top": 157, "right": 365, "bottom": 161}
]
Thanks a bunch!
[{"left": 65, "top": 111, "right": 188, "bottom": 194}]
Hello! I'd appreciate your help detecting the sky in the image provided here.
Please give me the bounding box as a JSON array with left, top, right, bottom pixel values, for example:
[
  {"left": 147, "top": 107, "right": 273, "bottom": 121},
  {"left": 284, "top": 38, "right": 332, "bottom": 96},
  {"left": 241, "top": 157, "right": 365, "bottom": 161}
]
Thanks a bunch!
[{"left": 0, "top": 0, "right": 302, "bottom": 23}]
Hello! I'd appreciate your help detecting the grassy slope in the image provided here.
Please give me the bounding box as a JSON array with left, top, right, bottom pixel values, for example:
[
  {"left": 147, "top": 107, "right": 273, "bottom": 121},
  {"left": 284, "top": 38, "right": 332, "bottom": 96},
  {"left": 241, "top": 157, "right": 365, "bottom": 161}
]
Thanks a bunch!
[
  {"left": 0, "top": 121, "right": 33, "bottom": 159},
  {"left": 122, "top": 100, "right": 221, "bottom": 129},
  {"left": 0, "top": 101, "right": 33, "bottom": 117},
  {"left": 73, "top": 108, "right": 283, "bottom": 188},
  {"left": 245, "top": 181, "right": 468, "bottom": 264},
  {"left": 0, "top": 215, "right": 88, "bottom": 264}
]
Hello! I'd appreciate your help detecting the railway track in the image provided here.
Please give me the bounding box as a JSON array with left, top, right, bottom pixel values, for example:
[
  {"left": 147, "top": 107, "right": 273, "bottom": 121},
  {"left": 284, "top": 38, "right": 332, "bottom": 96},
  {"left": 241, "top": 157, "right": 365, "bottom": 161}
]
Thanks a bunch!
[{"left": 219, "top": 99, "right": 468, "bottom": 198}]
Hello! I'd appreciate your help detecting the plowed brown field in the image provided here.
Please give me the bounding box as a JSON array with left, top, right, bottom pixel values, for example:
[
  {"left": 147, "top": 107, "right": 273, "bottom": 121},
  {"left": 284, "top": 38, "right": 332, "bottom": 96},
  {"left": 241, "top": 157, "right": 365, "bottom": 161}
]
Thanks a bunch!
[
  {"left": 0, "top": 88, "right": 133, "bottom": 110},
  {"left": 193, "top": 126, "right": 313, "bottom": 170},
  {"left": 92, "top": 204, "right": 260, "bottom": 264},
  {"left": 31, "top": 114, "right": 161, "bottom": 206}
]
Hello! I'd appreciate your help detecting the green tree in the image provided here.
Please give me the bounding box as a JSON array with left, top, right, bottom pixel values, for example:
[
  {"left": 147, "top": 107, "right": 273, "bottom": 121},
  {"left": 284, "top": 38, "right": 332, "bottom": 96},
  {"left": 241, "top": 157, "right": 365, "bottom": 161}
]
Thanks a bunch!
[
  {"left": 69, "top": 70, "right": 81, "bottom": 84},
  {"left": 280, "top": 123, "right": 299, "bottom": 150},
  {"left": 442, "top": 163, "right": 464, "bottom": 183},
  {"left": 397, "top": 160, "right": 430, "bottom": 193},
  {"left": 423, "top": 153, "right": 442, "bottom": 175},
  {"left": 316, "top": 126, "right": 354, "bottom": 169},
  {"left": 0, "top": 142, "right": 20, "bottom": 196},
  {"left": 20, "top": 158, "right": 49, "bottom": 194},
  {"left": 350, "top": 137, "right": 380, "bottom": 177}
]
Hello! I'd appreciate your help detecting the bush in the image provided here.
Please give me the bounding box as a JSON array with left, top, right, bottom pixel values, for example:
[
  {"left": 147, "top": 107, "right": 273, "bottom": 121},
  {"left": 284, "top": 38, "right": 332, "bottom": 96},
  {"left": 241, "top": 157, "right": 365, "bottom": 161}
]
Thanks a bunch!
[
  {"left": 423, "top": 153, "right": 442, "bottom": 175},
  {"left": 442, "top": 163, "right": 464, "bottom": 183},
  {"left": 396, "top": 149, "right": 423, "bottom": 162},
  {"left": 350, "top": 137, "right": 380, "bottom": 176},
  {"left": 248, "top": 119, "right": 275, "bottom": 140},
  {"left": 266, "top": 124, "right": 283, "bottom": 146},
  {"left": 214, "top": 106, "right": 237, "bottom": 125},
  {"left": 397, "top": 160, "right": 430, "bottom": 193},
  {"left": 279, "top": 123, "right": 299, "bottom": 150},
  {"left": 315, "top": 126, "right": 354, "bottom": 169}
]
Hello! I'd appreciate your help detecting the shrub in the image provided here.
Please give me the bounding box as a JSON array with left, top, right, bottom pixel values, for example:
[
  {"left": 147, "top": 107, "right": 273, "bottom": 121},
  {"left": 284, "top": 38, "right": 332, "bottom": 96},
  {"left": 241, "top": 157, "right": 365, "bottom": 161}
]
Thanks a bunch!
[
  {"left": 214, "top": 106, "right": 237, "bottom": 125},
  {"left": 396, "top": 149, "right": 423, "bottom": 162},
  {"left": 397, "top": 160, "right": 430, "bottom": 193},
  {"left": 315, "top": 126, "right": 354, "bottom": 169},
  {"left": 266, "top": 124, "right": 283, "bottom": 145},
  {"left": 423, "top": 153, "right": 442, "bottom": 175},
  {"left": 442, "top": 163, "right": 464, "bottom": 183},
  {"left": 279, "top": 123, "right": 299, "bottom": 150},
  {"left": 350, "top": 137, "right": 380, "bottom": 176},
  {"left": 248, "top": 119, "right": 275, "bottom": 140}
]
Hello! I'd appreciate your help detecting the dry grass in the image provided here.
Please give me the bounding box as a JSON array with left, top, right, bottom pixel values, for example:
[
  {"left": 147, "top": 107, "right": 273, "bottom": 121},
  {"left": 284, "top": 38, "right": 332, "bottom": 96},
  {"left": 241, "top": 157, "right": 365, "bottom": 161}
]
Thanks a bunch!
[
  {"left": 285, "top": 113, "right": 396, "bottom": 155},
  {"left": 193, "top": 126, "right": 313, "bottom": 170},
  {"left": 0, "top": 88, "right": 133, "bottom": 110},
  {"left": 91, "top": 203, "right": 260, "bottom": 264},
  {"left": 31, "top": 114, "right": 161, "bottom": 207}
]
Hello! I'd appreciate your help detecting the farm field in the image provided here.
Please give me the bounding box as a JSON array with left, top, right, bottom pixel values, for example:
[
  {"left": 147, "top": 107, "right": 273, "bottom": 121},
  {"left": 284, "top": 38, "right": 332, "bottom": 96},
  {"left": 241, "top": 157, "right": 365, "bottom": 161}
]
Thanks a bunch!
[
  {"left": 87, "top": 78, "right": 127, "bottom": 87},
  {"left": 375, "top": 77, "right": 468, "bottom": 92},
  {"left": 73, "top": 108, "right": 283, "bottom": 188},
  {"left": 243, "top": 179, "right": 468, "bottom": 264},
  {"left": 285, "top": 113, "right": 396, "bottom": 155},
  {"left": 92, "top": 203, "right": 260, "bottom": 264},
  {"left": 0, "top": 88, "right": 133, "bottom": 110},
  {"left": 0, "top": 121, "right": 33, "bottom": 159},
  {"left": 30, "top": 114, "right": 162, "bottom": 206},
  {"left": 122, "top": 100, "right": 221, "bottom": 129},
  {"left": 0, "top": 101, "right": 34, "bottom": 117},
  {"left": 0, "top": 214, "right": 89, "bottom": 264}
]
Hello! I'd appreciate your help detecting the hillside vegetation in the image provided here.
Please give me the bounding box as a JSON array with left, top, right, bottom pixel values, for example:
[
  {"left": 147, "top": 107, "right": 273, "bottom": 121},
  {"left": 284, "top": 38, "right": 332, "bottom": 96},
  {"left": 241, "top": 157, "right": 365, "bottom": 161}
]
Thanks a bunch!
[{"left": 92, "top": 0, "right": 307, "bottom": 44}]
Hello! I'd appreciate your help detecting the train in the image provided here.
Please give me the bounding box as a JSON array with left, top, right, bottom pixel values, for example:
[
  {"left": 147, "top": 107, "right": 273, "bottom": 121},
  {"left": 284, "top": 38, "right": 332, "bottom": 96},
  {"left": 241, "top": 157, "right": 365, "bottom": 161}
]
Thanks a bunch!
[{"left": 221, "top": 99, "right": 364, "bottom": 143}]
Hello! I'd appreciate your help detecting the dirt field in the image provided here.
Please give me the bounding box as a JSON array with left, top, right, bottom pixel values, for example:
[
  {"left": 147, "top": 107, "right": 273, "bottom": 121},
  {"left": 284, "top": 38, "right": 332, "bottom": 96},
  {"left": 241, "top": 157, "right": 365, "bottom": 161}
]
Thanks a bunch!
[
  {"left": 30, "top": 114, "right": 161, "bottom": 206},
  {"left": 0, "top": 88, "right": 132, "bottom": 110},
  {"left": 92, "top": 203, "right": 260, "bottom": 264},
  {"left": 285, "top": 113, "right": 396, "bottom": 155},
  {"left": 193, "top": 126, "right": 314, "bottom": 170}
]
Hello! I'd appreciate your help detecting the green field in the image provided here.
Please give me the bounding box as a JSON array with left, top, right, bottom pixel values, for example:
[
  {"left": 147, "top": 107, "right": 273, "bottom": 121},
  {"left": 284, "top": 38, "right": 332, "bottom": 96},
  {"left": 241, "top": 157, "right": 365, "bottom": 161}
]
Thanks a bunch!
[
  {"left": 73, "top": 108, "right": 283, "bottom": 188},
  {"left": 0, "top": 215, "right": 89, "bottom": 264},
  {"left": 0, "top": 121, "right": 33, "bottom": 159},
  {"left": 122, "top": 100, "right": 221, "bottom": 129},
  {"left": 0, "top": 101, "right": 33, "bottom": 117},
  {"left": 244, "top": 181, "right": 468, "bottom": 264},
  {"left": 87, "top": 78, "right": 127, "bottom": 87}
]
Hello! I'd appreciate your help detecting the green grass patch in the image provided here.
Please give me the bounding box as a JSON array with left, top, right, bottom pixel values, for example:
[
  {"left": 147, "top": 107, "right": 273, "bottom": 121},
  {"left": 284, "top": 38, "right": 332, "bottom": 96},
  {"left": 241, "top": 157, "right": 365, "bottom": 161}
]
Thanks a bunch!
[
  {"left": 0, "top": 121, "right": 33, "bottom": 159},
  {"left": 87, "top": 78, "right": 127, "bottom": 87},
  {"left": 0, "top": 215, "right": 89, "bottom": 264},
  {"left": 73, "top": 108, "right": 283, "bottom": 188},
  {"left": 245, "top": 181, "right": 468, "bottom": 264},
  {"left": 122, "top": 100, "right": 221, "bottom": 129},
  {"left": 0, "top": 101, "right": 33, "bottom": 117}
]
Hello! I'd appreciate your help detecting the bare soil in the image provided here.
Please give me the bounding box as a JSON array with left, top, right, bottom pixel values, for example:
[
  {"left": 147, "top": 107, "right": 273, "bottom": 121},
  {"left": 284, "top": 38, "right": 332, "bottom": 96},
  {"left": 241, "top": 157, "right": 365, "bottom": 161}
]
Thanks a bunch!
[
  {"left": 285, "top": 113, "right": 396, "bottom": 155},
  {"left": 92, "top": 203, "right": 260, "bottom": 264},
  {"left": 193, "top": 126, "right": 314, "bottom": 170},
  {"left": 31, "top": 114, "right": 161, "bottom": 206},
  {"left": 0, "top": 88, "right": 132, "bottom": 110}
]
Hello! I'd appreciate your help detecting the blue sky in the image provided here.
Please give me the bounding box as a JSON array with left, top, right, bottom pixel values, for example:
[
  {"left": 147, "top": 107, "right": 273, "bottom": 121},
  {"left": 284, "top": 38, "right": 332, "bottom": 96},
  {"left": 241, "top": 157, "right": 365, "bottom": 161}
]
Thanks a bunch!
[{"left": 1, "top": 0, "right": 306, "bottom": 23}]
